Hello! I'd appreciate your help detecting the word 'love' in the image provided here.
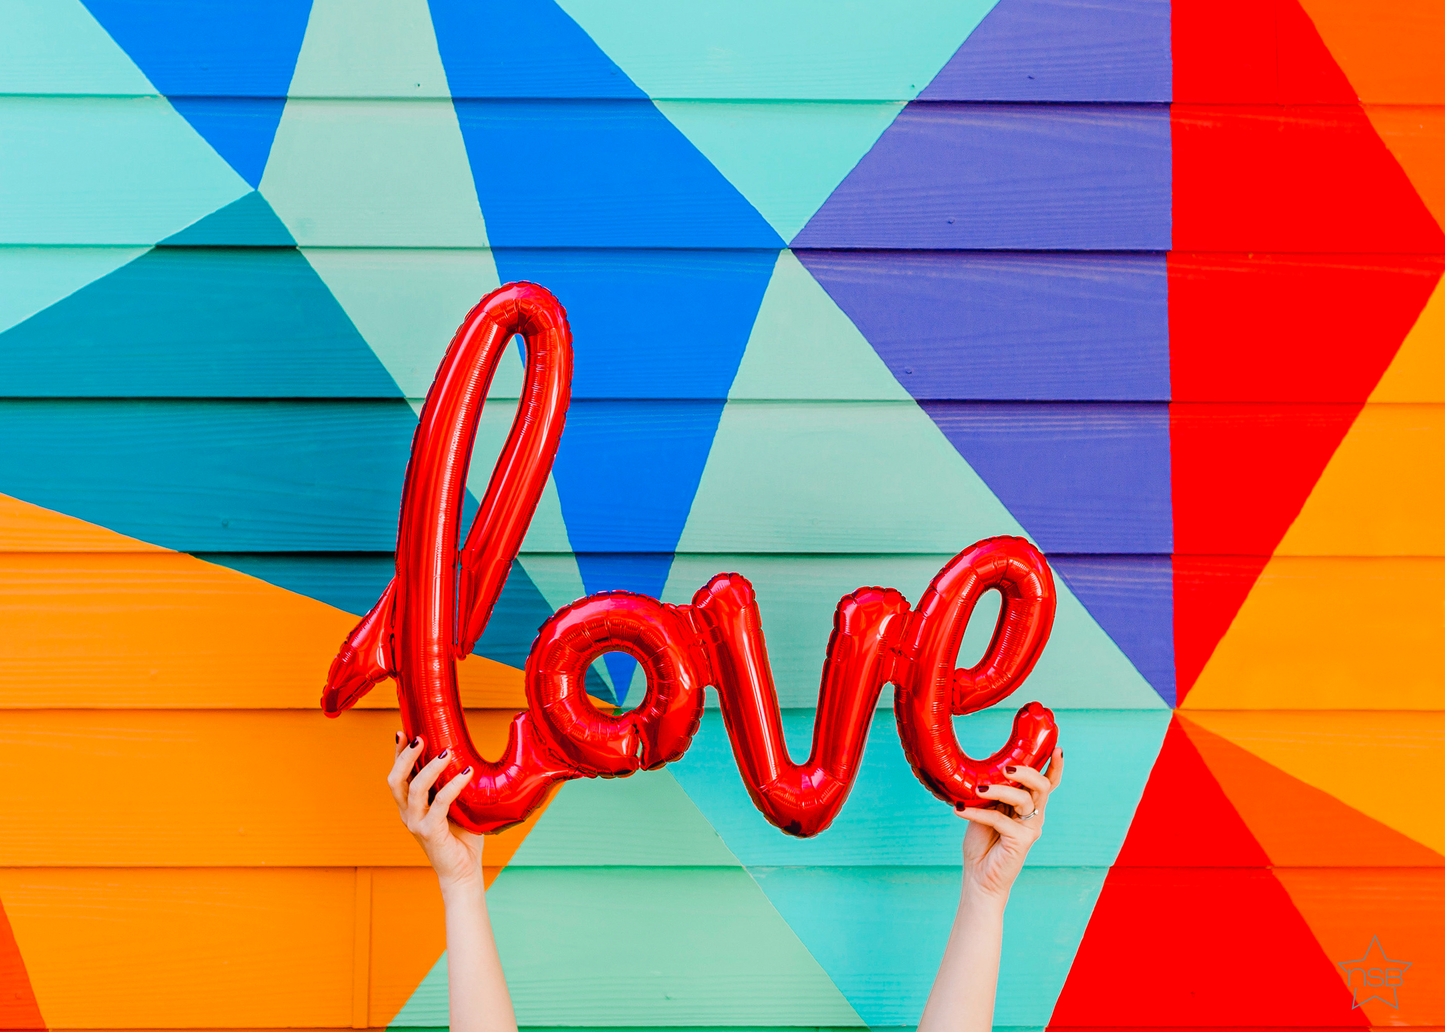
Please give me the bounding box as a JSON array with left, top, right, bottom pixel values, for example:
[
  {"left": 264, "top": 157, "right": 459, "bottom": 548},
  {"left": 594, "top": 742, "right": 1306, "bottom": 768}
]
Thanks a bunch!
[{"left": 322, "top": 283, "right": 1058, "bottom": 837}]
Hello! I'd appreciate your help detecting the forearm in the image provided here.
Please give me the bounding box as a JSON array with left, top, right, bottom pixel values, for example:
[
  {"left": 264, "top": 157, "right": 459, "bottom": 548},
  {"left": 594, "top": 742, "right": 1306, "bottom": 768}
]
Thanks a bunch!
[
  {"left": 441, "top": 877, "right": 517, "bottom": 1032},
  {"left": 916, "top": 887, "right": 1007, "bottom": 1032}
]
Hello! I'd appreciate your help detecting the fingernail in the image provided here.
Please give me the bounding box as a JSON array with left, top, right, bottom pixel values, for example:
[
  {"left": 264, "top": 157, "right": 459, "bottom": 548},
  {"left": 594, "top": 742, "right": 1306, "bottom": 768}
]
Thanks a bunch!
[
  {"left": 439, "top": 748, "right": 450, "bottom": 760},
  {"left": 1004, "top": 765, "right": 1017, "bottom": 773},
  {"left": 410, "top": 737, "right": 421, "bottom": 748},
  {"left": 978, "top": 784, "right": 990, "bottom": 793},
  {"left": 463, "top": 766, "right": 473, "bottom": 775}
]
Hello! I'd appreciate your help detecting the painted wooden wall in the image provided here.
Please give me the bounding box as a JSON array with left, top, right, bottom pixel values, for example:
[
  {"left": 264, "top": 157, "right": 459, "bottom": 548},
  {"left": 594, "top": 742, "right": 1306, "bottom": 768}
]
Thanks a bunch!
[{"left": 0, "top": 1, "right": 1442, "bottom": 1031}]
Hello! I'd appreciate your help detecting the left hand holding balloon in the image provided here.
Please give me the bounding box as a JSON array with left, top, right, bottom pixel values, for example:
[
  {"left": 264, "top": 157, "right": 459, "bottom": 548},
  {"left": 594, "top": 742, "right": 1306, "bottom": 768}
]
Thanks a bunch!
[
  {"left": 956, "top": 746, "right": 1064, "bottom": 902},
  {"left": 387, "top": 731, "right": 482, "bottom": 892}
]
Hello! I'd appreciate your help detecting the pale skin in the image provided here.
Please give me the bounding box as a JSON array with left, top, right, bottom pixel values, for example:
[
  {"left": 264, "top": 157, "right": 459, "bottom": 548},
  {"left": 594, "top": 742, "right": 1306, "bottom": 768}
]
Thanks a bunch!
[{"left": 390, "top": 733, "right": 1063, "bottom": 1032}]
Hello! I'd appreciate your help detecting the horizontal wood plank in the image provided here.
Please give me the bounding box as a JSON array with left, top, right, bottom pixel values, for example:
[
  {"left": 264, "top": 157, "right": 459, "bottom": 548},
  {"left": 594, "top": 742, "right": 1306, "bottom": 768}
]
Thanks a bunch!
[
  {"left": 0, "top": 866, "right": 453, "bottom": 1030},
  {"left": 0, "top": 551, "right": 525, "bottom": 709},
  {"left": 0, "top": 710, "right": 549, "bottom": 867},
  {"left": 793, "top": 102, "right": 1170, "bottom": 250},
  {"left": 1173, "top": 105, "right": 1445, "bottom": 253}
]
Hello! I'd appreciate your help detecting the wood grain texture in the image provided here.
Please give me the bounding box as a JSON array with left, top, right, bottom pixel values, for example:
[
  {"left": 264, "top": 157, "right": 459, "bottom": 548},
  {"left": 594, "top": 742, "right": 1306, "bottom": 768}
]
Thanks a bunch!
[
  {"left": 0, "top": 709, "right": 546, "bottom": 866},
  {"left": 0, "top": 867, "right": 358, "bottom": 1029},
  {"left": 0, "top": 551, "right": 523, "bottom": 709},
  {"left": 794, "top": 102, "right": 1170, "bottom": 250},
  {"left": 1185, "top": 557, "right": 1445, "bottom": 711},
  {"left": 1172, "top": 104, "right": 1445, "bottom": 253}
]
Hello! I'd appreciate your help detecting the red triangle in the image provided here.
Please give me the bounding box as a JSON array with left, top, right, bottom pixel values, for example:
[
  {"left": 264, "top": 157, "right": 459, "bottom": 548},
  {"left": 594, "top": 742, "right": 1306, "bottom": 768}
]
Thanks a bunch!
[
  {"left": 1181, "top": 717, "right": 1445, "bottom": 867},
  {"left": 1115, "top": 717, "right": 1267, "bottom": 867},
  {"left": 1276, "top": 0, "right": 1358, "bottom": 103},
  {"left": 0, "top": 899, "right": 43, "bottom": 1030},
  {"left": 1049, "top": 866, "right": 1369, "bottom": 1026}
]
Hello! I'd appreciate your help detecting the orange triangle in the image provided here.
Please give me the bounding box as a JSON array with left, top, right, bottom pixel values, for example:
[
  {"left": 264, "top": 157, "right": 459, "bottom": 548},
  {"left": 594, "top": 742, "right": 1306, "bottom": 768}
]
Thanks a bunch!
[
  {"left": 1274, "top": 867, "right": 1445, "bottom": 1026},
  {"left": 0, "top": 492, "right": 166, "bottom": 552},
  {"left": 1180, "top": 715, "right": 1445, "bottom": 867}
]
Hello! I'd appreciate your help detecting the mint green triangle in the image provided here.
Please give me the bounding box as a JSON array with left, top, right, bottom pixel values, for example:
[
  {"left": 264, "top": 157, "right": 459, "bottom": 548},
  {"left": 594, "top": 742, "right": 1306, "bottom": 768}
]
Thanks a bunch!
[
  {"left": 304, "top": 249, "right": 500, "bottom": 396},
  {"left": 284, "top": 0, "right": 453, "bottom": 98},
  {"left": 672, "top": 259, "right": 1163, "bottom": 709},
  {"left": 390, "top": 768, "right": 860, "bottom": 1026},
  {"left": 161, "top": 191, "right": 295, "bottom": 246},
  {"left": 0, "top": 246, "right": 148, "bottom": 335},
  {"left": 0, "top": 0, "right": 155, "bottom": 94},
  {"left": 654, "top": 102, "right": 903, "bottom": 241},
  {"left": 555, "top": 0, "right": 999, "bottom": 99},
  {"left": 260, "top": 0, "right": 486, "bottom": 246},
  {"left": 730, "top": 249, "right": 911, "bottom": 400},
  {"left": 510, "top": 769, "right": 738, "bottom": 866}
]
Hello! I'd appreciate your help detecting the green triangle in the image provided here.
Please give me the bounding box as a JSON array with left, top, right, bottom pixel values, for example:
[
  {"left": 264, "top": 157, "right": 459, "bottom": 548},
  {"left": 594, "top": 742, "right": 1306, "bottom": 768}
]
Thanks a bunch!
[
  {"left": 285, "top": 0, "right": 453, "bottom": 99},
  {"left": 729, "top": 249, "right": 912, "bottom": 400},
  {"left": 0, "top": 246, "right": 148, "bottom": 335},
  {"left": 1, "top": 0, "right": 155, "bottom": 94},
  {"left": 391, "top": 865, "right": 864, "bottom": 1027},
  {"left": 509, "top": 769, "right": 739, "bottom": 867},
  {"left": 160, "top": 191, "right": 295, "bottom": 246},
  {"left": 654, "top": 102, "right": 903, "bottom": 241},
  {"left": 306, "top": 249, "right": 500, "bottom": 397},
  {"left": 554, "top": 0, "right": 998, "bottom": 99},
  {"left": 260, "top": 0, "right": 486, "bottom": 247}
]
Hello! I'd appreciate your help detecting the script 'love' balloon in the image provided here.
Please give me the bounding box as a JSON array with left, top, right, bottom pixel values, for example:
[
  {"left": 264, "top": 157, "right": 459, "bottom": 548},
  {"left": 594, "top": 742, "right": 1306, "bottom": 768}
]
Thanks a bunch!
[{"left": 323, "top": 282, "right": 1059, "bottom": 836}]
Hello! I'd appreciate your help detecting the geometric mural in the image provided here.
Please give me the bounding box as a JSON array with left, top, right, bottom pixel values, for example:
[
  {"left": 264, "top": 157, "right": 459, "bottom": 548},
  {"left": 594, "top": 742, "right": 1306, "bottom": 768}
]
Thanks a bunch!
[{"left": 0, "top": 0, "right": 1442, "bottom": 1029}]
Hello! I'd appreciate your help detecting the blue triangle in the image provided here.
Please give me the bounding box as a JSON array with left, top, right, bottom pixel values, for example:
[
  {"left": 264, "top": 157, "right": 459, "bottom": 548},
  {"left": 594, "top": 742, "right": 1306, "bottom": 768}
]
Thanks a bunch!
[
  {"left": 571, "top": 552, "right": 677, "bottom": 705},
  {"left": 1048, "top": 555, "right": 1175, "bottom": 705},
  {"left": 168, "top": 97, "right": 287, "bottom": 188},
  {"left": 82, "top": 0, "right": 313, "bottom": 186},
  {"left": 160, "top": 191, "right": 295, "bottom": 246},
  {"left": 429, "top": 0, "right": 644, "bottom": 98},
  {"left": 0, "top": 244, "right": 396, "bottom": 397},
  {"left": 435, "top": 0, "right": 780, "bottom": 247},
  {"left": 918, "top": 0, "right": 1170, "bottom": 101},
  {"left": 490, "top": 247, "right": 775, "bottom": 698}
]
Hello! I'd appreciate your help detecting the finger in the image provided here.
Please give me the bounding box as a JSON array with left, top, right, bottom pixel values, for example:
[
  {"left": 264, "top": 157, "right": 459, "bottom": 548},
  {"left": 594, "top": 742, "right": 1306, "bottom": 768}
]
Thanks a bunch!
[
  {"left": 957, "top": 806, "right": 1029, "bottom": 841},
  {"left": 406, "top": 748, "right": 451, "bottom": 822},
  {"left": 387, "top": 735, "right": 423, "bottom": 810},
  {"left": 1003, "top": 764, "right": 1050, "bottom": 794},
  {"left": 1045, "top": 747, "right": 1065, "bottom": 790},
  {"left": 976, "top": 783, "right": 1033, "bottom": 813},
  {"left": 393, "top": 730, "right": 406, "bottom": 760},
  {"left": 422, "top": 766, "right": 474, "bottom": 830}
]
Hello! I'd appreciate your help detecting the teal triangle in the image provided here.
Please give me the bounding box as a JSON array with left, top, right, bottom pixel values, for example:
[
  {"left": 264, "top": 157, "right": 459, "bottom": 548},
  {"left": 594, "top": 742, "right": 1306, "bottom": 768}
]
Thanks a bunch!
[
  {"left": 160, "top": 191, "right": 295, "bottom": 247},
  {"left": 0, "top": 244, "right": 394, "bottom": 397}
]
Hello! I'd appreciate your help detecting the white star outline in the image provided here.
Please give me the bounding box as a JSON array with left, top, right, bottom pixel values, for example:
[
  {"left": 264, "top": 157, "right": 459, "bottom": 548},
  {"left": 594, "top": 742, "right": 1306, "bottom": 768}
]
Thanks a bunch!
[{"left": 1336, "top": 935, "right": 1412, "bottom": 1009}]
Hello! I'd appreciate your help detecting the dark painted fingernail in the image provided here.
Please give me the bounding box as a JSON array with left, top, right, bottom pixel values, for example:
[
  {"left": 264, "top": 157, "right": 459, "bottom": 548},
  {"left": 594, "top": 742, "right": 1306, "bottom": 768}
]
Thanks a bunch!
[
  {"left": 438, "top": 748, "right": 450, "bottom": 760},
  {"left": 978, "top": 784, "right": 990, "bottom": 793},
  {"left": 1004, "top": 765, "right": 1017, "bottom": 773},
  {"left": 463, "top": 766, "right": 473, "bottom": 775},
  {"left": 410, "top": 737, "right": 421, "bottom": 748}
]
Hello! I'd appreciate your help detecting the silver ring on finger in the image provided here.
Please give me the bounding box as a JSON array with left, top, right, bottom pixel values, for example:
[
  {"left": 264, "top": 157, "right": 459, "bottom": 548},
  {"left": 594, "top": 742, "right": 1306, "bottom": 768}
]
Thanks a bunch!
[{"left": 1016, "top": 808, "right": 1038, "bottom": 821}]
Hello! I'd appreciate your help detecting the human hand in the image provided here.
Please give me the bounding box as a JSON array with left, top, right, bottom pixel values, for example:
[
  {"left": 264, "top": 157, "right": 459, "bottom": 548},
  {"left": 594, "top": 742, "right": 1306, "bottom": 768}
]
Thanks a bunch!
[
  {"left": 388, "top": 732, "right": 483, "bottom": 892},
  {"left": 955, "top": 747, "right": 1064, "bottom": 903}
]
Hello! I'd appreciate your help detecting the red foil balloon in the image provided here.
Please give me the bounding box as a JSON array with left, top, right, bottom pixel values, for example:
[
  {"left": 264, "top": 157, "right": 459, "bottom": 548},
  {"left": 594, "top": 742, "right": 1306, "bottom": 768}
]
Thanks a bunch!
[{"left": 323, "top": 282, "right": 1060, "bottom": 836}]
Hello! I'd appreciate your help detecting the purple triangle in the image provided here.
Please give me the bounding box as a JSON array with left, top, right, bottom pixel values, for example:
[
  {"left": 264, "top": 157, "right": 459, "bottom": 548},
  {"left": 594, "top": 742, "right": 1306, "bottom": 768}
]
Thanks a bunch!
[
  {"left": 790, "top": 102, "right": 1169, "bottom": 250},
  {"left": 1049, "top": 555, "right": 1174, "bottom": 704},
  {"left": 920, "top": 0, "right": 1170, "bottom": 101},
  {"left": 797, "top": 250, "right": 1167, "bottom": 401}
]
